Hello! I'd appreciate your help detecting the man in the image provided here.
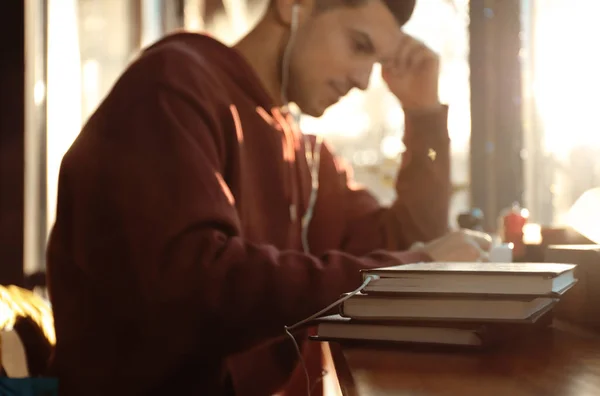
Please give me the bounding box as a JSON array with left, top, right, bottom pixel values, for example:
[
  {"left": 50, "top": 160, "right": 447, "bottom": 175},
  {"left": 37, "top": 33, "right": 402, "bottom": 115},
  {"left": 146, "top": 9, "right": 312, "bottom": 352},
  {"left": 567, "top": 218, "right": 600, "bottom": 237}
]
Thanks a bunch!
[{"left": 46, "top": 0, "right": 490, "bottom": 395}]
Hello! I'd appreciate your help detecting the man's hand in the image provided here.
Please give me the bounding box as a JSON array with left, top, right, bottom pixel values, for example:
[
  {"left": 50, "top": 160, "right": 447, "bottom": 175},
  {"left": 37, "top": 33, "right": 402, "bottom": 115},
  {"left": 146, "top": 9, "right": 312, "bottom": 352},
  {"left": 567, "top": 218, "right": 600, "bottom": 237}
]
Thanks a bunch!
[
  {"left": 416, "top": 229, "right": 493, "bottom": 262},
  {"left": 382, "top": 33, "right": 441, "bottom": 112}
]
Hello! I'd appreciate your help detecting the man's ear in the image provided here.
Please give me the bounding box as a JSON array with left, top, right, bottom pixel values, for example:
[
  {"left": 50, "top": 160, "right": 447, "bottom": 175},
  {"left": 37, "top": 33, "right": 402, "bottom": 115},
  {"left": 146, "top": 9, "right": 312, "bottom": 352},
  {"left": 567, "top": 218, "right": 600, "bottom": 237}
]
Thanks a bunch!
[{"left": 271, "top": 0, "right": 314, "bottom": 26}]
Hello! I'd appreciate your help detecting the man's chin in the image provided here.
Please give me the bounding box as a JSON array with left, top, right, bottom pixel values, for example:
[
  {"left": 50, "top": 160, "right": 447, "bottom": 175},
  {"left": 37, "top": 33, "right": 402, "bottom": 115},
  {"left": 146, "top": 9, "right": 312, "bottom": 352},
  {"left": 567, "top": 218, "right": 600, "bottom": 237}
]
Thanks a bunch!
[
  {"left": 297, "top": 99, "right": 334, "bottom": 118},
  {"left": 303, "top": 108, "right": 325, "bottom": 118}
]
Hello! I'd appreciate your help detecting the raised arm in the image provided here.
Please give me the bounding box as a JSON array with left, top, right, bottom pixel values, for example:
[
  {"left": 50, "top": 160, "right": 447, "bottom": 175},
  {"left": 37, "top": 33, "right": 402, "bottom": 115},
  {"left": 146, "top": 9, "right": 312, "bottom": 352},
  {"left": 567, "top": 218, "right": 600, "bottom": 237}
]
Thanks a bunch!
[
  {"left": 336, "top": 34, "right": 451, "bottom": 255},
  {"left": 313, "top": 106, "right": 449, "bottom": 258}
]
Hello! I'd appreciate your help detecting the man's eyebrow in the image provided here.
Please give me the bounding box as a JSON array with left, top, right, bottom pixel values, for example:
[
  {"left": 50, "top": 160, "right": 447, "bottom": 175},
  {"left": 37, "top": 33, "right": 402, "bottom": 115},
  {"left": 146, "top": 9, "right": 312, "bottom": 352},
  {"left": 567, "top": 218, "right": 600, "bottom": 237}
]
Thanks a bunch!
[
  {"left": 350, "top": 29, "right": 376, "bottom": 54},
  {"left": 351, "top": 29, "right": 396, "bottom": 64}
]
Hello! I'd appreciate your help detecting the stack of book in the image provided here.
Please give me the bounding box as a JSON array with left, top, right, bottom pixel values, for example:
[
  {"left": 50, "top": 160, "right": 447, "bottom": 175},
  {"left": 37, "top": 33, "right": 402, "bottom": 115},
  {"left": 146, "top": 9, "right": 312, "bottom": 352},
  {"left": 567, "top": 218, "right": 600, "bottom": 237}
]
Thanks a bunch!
[{"left": 312, "top": 262, "right": 577, "bottom": 348}]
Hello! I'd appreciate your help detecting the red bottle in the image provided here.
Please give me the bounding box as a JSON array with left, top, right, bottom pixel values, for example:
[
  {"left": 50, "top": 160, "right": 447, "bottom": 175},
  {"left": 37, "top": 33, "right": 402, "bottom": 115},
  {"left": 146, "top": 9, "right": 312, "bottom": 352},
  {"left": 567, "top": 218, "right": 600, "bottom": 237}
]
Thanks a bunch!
[{"left": 498, "top": 202, "right": 529, "bottom": 259}]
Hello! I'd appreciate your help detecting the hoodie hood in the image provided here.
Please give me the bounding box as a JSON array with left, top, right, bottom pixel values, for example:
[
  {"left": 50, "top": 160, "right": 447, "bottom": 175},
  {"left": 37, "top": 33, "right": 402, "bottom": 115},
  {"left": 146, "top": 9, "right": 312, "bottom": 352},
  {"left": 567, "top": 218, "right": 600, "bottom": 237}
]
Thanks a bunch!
[{"left": 144, "top": 32, "right": 277, "bottom": 111}]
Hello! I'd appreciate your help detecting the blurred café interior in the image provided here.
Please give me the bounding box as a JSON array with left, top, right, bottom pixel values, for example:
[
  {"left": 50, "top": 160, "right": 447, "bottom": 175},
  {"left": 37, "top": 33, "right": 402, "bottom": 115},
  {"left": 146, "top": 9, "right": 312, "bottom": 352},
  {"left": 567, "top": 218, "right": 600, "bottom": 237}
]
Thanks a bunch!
[{"left": 1, "top": 0, "right": 600, "bottom": 392}]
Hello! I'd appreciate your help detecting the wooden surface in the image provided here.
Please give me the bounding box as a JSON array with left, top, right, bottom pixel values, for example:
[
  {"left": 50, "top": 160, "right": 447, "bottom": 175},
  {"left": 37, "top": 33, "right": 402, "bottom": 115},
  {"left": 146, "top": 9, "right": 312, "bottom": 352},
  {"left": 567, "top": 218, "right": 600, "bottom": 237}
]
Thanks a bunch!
[{"left": 329, "top": 320, "right": 600, "bottom": 396}]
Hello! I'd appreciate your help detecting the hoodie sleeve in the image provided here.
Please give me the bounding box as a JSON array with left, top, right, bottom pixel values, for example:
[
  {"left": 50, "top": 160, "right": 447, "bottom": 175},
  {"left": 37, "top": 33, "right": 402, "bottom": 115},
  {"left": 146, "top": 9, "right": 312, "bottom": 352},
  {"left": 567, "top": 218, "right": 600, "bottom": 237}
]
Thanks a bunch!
[
  {"left": 58, "top": 83, "right": 429, "bottom": 359},
  {"left": 324, "top": 106, "right": 451, "bottom": 256}
]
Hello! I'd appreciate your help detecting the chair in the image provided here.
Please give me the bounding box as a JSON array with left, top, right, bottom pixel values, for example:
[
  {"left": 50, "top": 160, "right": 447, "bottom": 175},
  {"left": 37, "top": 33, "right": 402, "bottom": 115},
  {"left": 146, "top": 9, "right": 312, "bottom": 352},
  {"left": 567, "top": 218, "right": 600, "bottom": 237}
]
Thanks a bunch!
[{"left": 0, "top": 285, "right": 54, "bottom": 377}]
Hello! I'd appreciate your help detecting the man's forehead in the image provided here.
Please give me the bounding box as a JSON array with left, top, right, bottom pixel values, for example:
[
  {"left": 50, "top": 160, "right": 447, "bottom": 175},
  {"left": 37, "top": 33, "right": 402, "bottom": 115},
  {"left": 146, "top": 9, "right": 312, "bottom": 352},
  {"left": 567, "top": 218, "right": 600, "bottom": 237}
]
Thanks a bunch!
[
  {"left": 360, "top": 28, "right": 406, "bottom": 65},
  {"left": 341, "top": 2, "right": 406, "bottom": 61}
]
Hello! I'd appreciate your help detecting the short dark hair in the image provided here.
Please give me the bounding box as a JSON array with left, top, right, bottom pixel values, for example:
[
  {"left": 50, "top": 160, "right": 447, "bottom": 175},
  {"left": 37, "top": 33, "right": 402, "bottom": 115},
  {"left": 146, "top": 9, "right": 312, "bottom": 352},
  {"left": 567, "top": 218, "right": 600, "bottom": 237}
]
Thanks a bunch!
[{"left": 315, "top": 0, "right": 416, "bottom": 26}]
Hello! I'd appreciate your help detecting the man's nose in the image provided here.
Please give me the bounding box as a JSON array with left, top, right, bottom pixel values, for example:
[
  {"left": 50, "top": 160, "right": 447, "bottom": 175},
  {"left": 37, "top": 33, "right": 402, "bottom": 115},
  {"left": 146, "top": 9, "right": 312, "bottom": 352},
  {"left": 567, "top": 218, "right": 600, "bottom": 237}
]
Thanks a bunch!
[{"left": 350, "top": 63, "right": 374, "bottom": 91}]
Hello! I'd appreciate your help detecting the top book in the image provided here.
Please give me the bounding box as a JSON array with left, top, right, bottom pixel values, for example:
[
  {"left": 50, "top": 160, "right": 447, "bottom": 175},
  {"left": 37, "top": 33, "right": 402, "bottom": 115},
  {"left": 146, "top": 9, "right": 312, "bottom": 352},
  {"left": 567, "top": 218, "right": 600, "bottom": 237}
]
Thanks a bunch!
[{"left": 361, "top": 262, "right": 576, "bottom": 296}]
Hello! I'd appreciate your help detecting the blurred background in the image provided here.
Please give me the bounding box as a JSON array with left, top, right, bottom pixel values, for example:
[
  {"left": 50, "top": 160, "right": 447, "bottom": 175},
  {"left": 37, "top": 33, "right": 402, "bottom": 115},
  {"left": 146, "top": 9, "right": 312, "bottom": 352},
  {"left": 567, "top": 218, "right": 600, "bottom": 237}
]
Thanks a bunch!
[{"left": 1, "top": 0, "right": 599, "bottom": 283}]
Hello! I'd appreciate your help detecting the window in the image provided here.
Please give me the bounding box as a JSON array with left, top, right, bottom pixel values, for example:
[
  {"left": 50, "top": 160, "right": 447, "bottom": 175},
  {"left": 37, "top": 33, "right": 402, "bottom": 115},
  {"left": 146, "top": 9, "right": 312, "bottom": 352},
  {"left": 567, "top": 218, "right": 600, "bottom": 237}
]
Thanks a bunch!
[
  {"left": 521, "top": 0, "right": 600, "bottom": 225},
  {"left": 45, "top": 0, "right": 141, "bottom": 234}
]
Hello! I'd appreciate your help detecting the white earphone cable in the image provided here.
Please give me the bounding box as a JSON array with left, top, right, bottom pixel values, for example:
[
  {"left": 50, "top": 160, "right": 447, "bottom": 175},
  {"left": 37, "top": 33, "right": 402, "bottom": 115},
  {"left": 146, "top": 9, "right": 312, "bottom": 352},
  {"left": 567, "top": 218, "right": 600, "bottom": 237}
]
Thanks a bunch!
[
  {"left": 280, "top": 4, "right": 300, "bottom": 107},
  {"left": 279, "top": 5, "right": 334, "bottom": 396},
  {"left": 283, "top": 275, "right": 379, "bottom": 396}
]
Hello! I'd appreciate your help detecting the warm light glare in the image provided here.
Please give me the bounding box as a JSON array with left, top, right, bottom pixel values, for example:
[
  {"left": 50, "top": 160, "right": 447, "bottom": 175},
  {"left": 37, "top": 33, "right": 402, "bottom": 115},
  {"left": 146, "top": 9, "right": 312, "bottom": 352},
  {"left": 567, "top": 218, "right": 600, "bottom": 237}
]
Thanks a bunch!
[
  {"left": 380, "top": 136, "right": 405, "bottom": 159},
  {"left": 523, "top": 223, "right": 542, "bottom": 245},
  {"left": 184, "top": 0, "right": 204, "bottom": 31},
  {"left": 566, "top": 187, "right": 600, "bottom": 244},
  {"left": 82, "top": 59, "right": 100, "bottom": 117},
  {"left": 534, "top": 0, "right": 600, "bottom": 154},
  {"left": 33, "top": 80, "right": 46, "bottom": 106},
  {"left": 46, "top": 0, "right": 82, "bottom": 232}
]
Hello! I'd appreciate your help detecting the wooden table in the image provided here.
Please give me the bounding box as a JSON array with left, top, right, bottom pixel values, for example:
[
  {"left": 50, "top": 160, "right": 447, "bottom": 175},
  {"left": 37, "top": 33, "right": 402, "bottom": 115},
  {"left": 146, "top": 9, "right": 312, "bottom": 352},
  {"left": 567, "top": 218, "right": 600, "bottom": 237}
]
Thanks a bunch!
[{"left": 327, "top": 321, "right": 600, "bottom": 396}]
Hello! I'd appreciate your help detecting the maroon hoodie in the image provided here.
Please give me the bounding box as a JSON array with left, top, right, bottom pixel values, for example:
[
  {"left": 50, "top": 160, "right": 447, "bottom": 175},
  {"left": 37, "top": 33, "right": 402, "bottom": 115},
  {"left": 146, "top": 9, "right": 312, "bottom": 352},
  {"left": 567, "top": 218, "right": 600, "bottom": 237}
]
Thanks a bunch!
[{"left": 46, "top": 33, "right": 450, "bottom": 396}]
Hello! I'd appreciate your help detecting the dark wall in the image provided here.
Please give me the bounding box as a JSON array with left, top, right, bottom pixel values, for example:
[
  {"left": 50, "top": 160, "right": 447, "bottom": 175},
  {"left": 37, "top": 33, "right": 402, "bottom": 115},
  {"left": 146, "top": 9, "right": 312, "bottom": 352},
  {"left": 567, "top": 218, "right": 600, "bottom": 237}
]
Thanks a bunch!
[
  {"left": 0, "top": 1, "right": 25, "bottom": 286},
  {"left": 470, "top": 1, "right": 525, "bottom": 231}
]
